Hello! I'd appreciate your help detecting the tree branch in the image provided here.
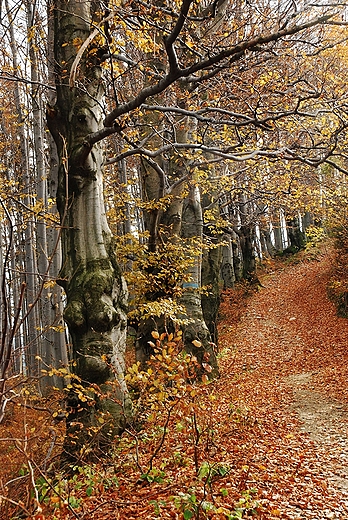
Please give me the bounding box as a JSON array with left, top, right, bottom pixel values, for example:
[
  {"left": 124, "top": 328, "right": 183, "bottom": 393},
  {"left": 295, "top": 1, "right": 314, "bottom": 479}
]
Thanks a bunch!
[{"left": 87, "top": 10, "right": 337, "bottom": 145}]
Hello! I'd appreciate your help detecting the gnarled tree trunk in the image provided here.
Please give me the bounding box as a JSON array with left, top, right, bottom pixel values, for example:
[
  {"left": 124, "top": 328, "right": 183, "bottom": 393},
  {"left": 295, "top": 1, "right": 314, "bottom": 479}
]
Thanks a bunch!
[{"left": 49, "top": 0, "right": 130, "bottom": 457}]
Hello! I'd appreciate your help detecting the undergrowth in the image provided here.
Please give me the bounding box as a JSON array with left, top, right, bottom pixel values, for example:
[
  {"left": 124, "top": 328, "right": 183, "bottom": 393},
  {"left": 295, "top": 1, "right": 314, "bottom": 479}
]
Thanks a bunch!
[
  {"left": 328, "top": 222, "right": 348, "bottom": 317},
  {"left": 0, "top": 331, "right": 261, "bottom": 519}
]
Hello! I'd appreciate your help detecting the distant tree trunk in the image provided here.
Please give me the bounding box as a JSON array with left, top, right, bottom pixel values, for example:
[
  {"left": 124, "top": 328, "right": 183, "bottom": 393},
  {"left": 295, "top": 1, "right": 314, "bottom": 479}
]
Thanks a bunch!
[
  {"left": 49, "top": 0, "right": 131, "bottom": 457},
  {"left": 134, "top": 175, "right": 186, "bottom": 365},
  {"left": 221, "top": 234, "right": 235, "bottom": 289},
  {"left": 261, "top": 228, "right": 276, "bottom": 257},
  {"left": 34, "top": 1, "right": 69, "bottom": 392},
  {"left": 201, "top": 238, "right": 221, "bottom": 345},
  {"left": 232, "top": 234, "right": 243, "bottom": 281},
  {"left": 287, "top": 215, "right": 306, "bottom": 251},
  {"left": 303, "top": 212, "right": 313, "bottom": 231},
  {"left": 26, "top": 0, "right": 67, "bottom": 392},
  {"left": 201, "top": 192, "right": 222, "bottom": 345},
  {"left": 273, "top": 212, "right": 284, "bottom": 252},
  {"left": 135, "top": 109, "right": 219, "bottom": 377},
  {"left": 6, "top": 0, "right": 40, "bottom": 378},
  {"left": 134, "top": 154, "right": 169, "bottom": 366},
  {"left": 236, "top": 190, "right": 257, "bottom": 281},
  {"left": 180, "top": 185, "right": 218, "bottom": 378},
  {"left": 239, "top": 225, "right": 256, "bottom": 280}
]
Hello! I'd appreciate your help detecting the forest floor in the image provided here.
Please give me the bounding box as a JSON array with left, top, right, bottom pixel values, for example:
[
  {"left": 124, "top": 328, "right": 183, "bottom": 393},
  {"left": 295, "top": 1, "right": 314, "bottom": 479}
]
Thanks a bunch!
[
  {"left": 216, "top": 242, "right": 348, "bottom": 519},
  {"left": 2, "top": 242, "right": 348, "bottom": 520}
]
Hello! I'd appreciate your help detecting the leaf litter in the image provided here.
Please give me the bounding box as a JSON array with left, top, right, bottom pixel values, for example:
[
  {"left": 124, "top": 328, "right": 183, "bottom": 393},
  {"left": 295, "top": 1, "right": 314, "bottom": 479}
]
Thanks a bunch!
[
  {"left": 218, "top": 244, "right": 348, "bottom": 519},
  {"left": 2, "top": 244, "right": 348, "bottom": 519}
]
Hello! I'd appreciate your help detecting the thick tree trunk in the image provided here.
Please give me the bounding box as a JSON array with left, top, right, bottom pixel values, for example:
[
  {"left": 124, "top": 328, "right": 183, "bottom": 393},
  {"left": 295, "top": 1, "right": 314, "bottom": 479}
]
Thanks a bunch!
[
  {"left": 287, "top": 215, "right": 306, "bottom": 251},
  {"left": 181, "top": 186, "right": 218, "bottom": 378},
  {"left": 49, "top": 1, "right": 131, "bottom": 457}
]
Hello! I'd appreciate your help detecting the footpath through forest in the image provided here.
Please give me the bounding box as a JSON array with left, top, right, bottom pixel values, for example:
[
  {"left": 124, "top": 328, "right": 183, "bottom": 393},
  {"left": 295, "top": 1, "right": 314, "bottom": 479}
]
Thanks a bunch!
[{"left": 217, "top": 244, "right": 348, "bottom": 519}]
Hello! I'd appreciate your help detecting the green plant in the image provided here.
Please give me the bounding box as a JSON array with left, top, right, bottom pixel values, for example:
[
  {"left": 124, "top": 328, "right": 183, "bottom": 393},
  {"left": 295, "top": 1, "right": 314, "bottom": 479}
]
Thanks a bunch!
[
  {"left": 230, "top": 488, "right": 260, "bottom": 518},
  {"left": 198, "top": 461, "right": 231, "bottom": 483},
  {"left": 149, "top": 499, "right": 167, "bottom": 517},
  {"left": 140, "top": 468, "right": 166, "bottom": 484},
  {"left": 34, "top": 463, "right": 119, "bottom": 514},
  {"left": 174, "top": 491, "right": 214, "bottom": 519}
]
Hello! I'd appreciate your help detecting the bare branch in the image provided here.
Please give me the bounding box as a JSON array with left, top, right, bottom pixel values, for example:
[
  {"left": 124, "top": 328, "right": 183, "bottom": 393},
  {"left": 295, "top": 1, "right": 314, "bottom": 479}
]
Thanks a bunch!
[{"left": 87, "top": 10, "right": 338, "bottom": 145}]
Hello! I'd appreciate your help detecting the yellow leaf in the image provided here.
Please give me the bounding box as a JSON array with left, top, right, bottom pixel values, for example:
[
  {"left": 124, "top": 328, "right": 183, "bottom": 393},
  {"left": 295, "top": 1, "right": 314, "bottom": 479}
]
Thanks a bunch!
[
  {"left": 192, "top": 340, "right": 202, "bottom": 348},
  {"left": 151, "top": 331, "right": 160, "bottom": 339},
  {"left": 43, "top": 280, "right": 56, "bottom": 289},
  {"left": 271, "top": 509, "right": 281, "bottom": 517}
]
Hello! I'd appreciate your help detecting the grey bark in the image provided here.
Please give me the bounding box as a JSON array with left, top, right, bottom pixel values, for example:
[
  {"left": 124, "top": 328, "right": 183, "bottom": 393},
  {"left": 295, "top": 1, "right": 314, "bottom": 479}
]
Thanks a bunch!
[
  {"left": 180, "top": 185, "right": 218, "bottom": 378},
  {"left": 273, "top": 213, "right": 284, "bottom": 252},
  {"left": 221, "top": 234, "right": 235, "bottom": 289},
  {"left": 201, "top": 238, "right": 221, "bottom": 345},
  {"left": 6, "top": 0, "right": 40, "bottom": 378},
  {"left": 49, "top": 0, "right": 131, "bottom": 457}
]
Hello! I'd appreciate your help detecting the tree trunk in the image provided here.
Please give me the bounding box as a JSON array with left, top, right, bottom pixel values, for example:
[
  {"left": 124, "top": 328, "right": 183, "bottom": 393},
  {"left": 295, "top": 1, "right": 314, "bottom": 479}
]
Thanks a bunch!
[
  {"left": 6, "top": 0, "right": 40, "bottom": 378},
  {"left": 201, "top": 193, "right": 222, "bottom": 346},
  {"left": 221, "top": 234, "right": 235, "bottom": 289},
  {"left": 232, "top": 233, "right": 243, "bottom": 282},
  {"left": 49, "top": 1, "right": 131, "bottom": 457},
  {"left": 273, "top": 212, "right": 284, "bottom": 252},
  {"left": 287, "top": 215, "right": 306, "bottom": 251},
  {"left": 239, "top": 225, "right": 256, "bottom": 280},
  {"left": 201, "top": 238, "right": 221, "bottom": 345},
  {"left": 180, "top": 185, "right": 218, "bottom": 378}
]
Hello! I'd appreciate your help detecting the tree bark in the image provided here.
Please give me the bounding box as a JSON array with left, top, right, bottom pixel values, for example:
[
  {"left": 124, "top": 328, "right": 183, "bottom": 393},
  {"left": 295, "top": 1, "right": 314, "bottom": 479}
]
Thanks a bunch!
[
  {"left": 49, "top": 0, "right": 131, "bottom": 457},
  {"left": 180, "top": 185, "right": 218, "bottom": 378},
  {"left": 287, "top": 215, "right": 306, "bottom": 251},
  {"left": 221, "top": 234, "right": 235, "bottom": 289},
  {"left": 6, "top": 0, "right": 40, "bottom": 378}
]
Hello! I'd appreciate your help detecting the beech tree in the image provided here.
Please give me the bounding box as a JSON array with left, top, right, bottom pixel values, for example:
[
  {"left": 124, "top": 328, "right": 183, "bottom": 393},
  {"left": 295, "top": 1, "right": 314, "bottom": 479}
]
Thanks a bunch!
[{"left": 44, "top": 0, "right": 348, "bottom": 455}]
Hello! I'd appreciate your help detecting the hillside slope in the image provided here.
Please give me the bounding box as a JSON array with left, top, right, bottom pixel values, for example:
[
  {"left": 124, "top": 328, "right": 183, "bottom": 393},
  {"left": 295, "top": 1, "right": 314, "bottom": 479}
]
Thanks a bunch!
[
  {"left": 2, "top": 245, "right": 348, "bottom": 520},
  {"left": 218, "top": 245, "right": 348, "bottom": 519}
]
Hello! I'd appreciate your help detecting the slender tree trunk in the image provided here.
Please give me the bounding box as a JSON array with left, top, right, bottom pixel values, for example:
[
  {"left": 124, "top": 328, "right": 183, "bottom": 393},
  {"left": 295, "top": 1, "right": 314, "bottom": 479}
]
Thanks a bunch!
[
  {"left": 201, "top": 193, "right": 222, "bottom": 346},
  {"left": 6, "top": 0, "right": 40, "bottom": 378},
  {"left": 201, "top": 239, "right": 221, "bottom": 345},
  {"left": 273, "top": 212, "right": 284, "bottom": 252}
]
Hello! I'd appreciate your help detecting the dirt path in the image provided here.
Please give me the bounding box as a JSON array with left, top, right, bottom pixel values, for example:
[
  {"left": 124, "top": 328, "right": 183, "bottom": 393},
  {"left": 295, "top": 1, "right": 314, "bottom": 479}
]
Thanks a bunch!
[{"left": 219, "top": 247, "right": 348, "bottom": 519}]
